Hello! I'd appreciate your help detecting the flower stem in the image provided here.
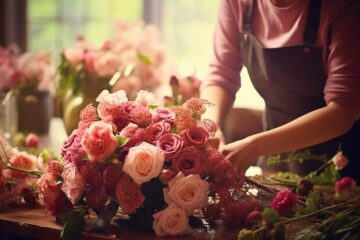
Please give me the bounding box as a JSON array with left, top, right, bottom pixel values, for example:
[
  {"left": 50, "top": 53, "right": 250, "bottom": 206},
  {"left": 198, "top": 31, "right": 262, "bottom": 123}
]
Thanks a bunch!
[{"left": 5, "top": 165, "right": 42, "bottom": 177}]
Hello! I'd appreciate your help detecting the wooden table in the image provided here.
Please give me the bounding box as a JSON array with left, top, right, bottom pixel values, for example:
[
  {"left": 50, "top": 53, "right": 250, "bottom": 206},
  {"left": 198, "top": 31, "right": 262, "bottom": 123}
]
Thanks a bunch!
[{"left": 0, "top": 207, "right": 238, "bottom": 240}]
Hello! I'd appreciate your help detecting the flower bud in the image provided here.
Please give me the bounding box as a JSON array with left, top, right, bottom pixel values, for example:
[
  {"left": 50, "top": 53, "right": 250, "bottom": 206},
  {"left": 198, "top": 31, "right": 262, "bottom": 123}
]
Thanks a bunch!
[{"left": 159, "top": 168, "right": 176, "bottom": 183}]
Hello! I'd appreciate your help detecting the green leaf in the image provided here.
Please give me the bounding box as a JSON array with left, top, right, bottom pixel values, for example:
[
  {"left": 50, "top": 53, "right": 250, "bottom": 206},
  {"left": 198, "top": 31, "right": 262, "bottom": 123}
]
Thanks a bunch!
[
  {"left": 60, "top": 214, "right": 85, "bottom": 240},
  {"left": 116, "top": 135, "right": 129, "bottom": 148},
  {"left": 262, "top": 208, "right": 279, "bottom": 224},
  {"left": 292, "top": 228, "right": 325, "bottom": 240},
  {"left": 149, "top": 104, "right": 158, "bottom": 109},
  {"left": 137, "top": 53, "right": 152, "bottom": 65},
  {"left": 238, "top": 229, "right": 256, "bottom": 240},
  {"left": 308, "top": 165, "right": 340, "bottom": 186},
  {"left": 305, "top": 192, "right": 321, "bottom": 213}
]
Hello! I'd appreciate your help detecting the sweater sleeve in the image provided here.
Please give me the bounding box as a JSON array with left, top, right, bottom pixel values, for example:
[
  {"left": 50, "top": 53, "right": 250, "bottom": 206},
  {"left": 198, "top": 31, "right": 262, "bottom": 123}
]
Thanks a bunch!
[
  {"left": 202, "top": 0, "right": 244, "bottom": 100},
  {"left": 324, "top": 0, "right": 360, "bottom": 120}
]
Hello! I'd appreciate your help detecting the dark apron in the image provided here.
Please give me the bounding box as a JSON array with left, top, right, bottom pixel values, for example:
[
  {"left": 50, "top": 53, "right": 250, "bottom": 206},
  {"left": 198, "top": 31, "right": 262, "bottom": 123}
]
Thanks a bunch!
[{"left": 239, "top": 0, "right": 360, "bottom": 181}]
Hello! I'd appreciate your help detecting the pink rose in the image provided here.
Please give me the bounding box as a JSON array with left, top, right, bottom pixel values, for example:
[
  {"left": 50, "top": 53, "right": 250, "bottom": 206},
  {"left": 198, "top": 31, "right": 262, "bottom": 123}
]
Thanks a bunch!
[
  {"left": 156, "top": 133, "right": 184, "bottom": 161},
  {"left": 3, "top": 152, "right": 36, "bottom": 179},
  {"left": 120, "top": 124, "right": 148, "bottom": 147},
  {"left": 61, "top": 163, "right": 86, "bottom": 205},
  {"left": 152, "top": 107, "right": 176, "bottom": 124},
  {"left": 173, "top": 147, "right": 204, "bottom": 176},
  {"left": 123, "top": 142, "right": 165, "bottom": 185},
  {"left": 81, "top": 121, "right": 118, "bottom": 162},
  {"left": 181, "top": 126, "right": 209, "bottom": 148},
  {"left": 332, "top": 151, "right": 349, "bottom": 170},
  {"left": 335, "top": 177, "right": 357, "bottom": 199},
  {"left": 146, "top": 121, "right": 172, "bottom": 142},
  {"left": 164, "top": 172, "right": 209, "bottom": 214},
  {"left": 153, "top": 203, "right": 192, "bottom": 237},
  {"left": 159, "top": 168, "right": 176, "bottom": 183},
  {"left": 115, "top": 174, "right": 144, "bottom": 214},
  {"left": 271, "top": 189, "right": 299, "bottom": 216},
  {"left": 25, "top": 133, "right": 39, "bottom": 148}
]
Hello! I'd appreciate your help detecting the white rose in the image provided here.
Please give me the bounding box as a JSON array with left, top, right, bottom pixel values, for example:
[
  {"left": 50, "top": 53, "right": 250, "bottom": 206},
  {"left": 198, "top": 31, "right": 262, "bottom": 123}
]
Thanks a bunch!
[
  {"left": 123, "top": 142, "right": 165, "bottom": 185},
  {"left": 153, "top": 203, "right": 192, "bottom": 237},
  {"left": 164, "top": 172, "right": 209, "bottom": 214}
]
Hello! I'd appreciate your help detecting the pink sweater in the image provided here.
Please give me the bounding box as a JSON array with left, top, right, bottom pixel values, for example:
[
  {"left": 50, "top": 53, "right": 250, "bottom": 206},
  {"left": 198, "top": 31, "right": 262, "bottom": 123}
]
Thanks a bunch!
[{"left": 205, "top": 0, "right": 360, "bottom": 119}]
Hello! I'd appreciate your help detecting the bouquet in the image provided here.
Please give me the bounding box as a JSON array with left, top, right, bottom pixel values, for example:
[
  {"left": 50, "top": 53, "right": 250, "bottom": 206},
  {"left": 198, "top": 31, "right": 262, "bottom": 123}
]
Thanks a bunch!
[
  {"left": 39, "top": 89, "right": 249, "bottom": 239},
  {"left": 0, "top": 44, "right": 56, "bottom": 92},
  {"left": 58, "top": 19, "right": 170, "bottom": 99}
]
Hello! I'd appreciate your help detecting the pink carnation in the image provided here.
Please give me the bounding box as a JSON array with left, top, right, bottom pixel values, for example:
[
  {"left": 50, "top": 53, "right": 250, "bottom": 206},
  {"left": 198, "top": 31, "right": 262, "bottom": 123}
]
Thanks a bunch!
[
  {"left": 81, "top": 121, "right": 118, "bottom": 162},
  {"left": 271, "top": 189, "right": 299, "bottom": 216},
  {"left": 78, "top": 104, "right": 98, "bottom": 131},
  {"left": 3, "top": 152, "right": 36, "bottom": 179},
  {"left": 115, "top": 174, "right": 144, "bottom": 214},
  {"left": 129, "top": 106, "right": 152, "bottom": 128},
  {"left": 134, "top": 90, "right": 155, "bottom": 108},
  {"left": 62, "top": 130, "right": 86, "bottom": 166},
  {"left": 96, "top": 89, "right": 128, "bottom": 106},
  {"left": 173, "top": 147, "right": 204, "bottom": 176},
  {"left": 335, "top": 177, "right": 356, "bottom": 199},
  {"left": 181, "top": 126, "right": 209, "bottom": 149},
  {"left": 61, "top": 163, "right": 86, "bottom": 205}
]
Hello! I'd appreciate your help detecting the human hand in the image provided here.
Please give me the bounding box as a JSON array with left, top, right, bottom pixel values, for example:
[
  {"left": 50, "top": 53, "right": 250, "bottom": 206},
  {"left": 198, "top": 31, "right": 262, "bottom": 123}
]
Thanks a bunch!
[{"left": 220, "top": 137, "right": 259, "bottom": 176}]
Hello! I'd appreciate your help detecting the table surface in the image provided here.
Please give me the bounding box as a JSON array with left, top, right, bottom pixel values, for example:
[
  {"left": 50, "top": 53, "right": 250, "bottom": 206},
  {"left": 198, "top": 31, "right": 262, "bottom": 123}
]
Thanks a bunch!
[{"left": 0, "top": 207, "right": 239, "bottom": 240}]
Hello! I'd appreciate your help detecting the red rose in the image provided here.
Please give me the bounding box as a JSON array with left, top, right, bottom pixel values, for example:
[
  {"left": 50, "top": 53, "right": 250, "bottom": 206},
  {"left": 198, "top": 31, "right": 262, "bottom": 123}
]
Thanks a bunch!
[
  {"left": 85, "top": 185, "right": 108, "bottom": 211},
  {"left": 103, "top": 164, "right": 123, "bottom": 195},
  {"left": 181, "top": 126, "right": 209, "bottom": 149},
  {"left": 156, "top": 133, "right": 184, "bottom": 161},
  {"left": 115, "top": 174, "right": 144, "bottom": 214},
  {"left": 271, "top": 189, "right": 299, "bottom": 216},
  {"left": 173, "top": 146, "right": 204, "bottom": 175},
  {"left": 146, "top": 121, "right": 171, "bottom": 142},
  {"left": 335, "top": 177, "right": 356, "bottom": 199}
]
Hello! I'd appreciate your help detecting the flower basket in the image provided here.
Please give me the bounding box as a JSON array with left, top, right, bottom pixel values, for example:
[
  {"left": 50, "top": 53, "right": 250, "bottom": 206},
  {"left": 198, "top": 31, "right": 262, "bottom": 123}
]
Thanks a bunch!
[{"left": 17, "top": 89, "right": 52, "bottom": 134}]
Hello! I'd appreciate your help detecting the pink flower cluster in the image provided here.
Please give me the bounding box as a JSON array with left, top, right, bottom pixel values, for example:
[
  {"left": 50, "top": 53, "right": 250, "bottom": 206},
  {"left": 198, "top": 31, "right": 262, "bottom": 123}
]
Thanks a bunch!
[
  {"left": 0, "top": 134, "right": 39, "bottom": 208},
  {"left": 53, "top": 89, "right": 240, "bottom": 237},
  {"left": 0, "top": 45, "right": 55, "bottom": 91},
  {"left": 61, "top": 20, "right": 171, "bottom": 97}
]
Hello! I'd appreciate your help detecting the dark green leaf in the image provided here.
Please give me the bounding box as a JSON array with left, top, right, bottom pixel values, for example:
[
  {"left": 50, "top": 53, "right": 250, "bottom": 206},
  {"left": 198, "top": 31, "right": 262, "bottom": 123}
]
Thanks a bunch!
[
  {"left": 305, "top": 192, "right": 321, "bottom": 213},
  {"left": 60, "top": 214, "right": 85, "bottom": 240},
  {"left": 262, "top": 208, "right": 279, "bottom": 224}
]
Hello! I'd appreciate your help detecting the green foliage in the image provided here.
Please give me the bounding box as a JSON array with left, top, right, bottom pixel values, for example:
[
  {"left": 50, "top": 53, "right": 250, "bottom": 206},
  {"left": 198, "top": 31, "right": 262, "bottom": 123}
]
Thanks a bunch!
[
  {"left": 60, "top": 211, "right": 86, "bottom": 240},
  {"left": 116, "top": 135, "right": 129, "bottom": 148},
  {"left": 306, "top": 165, "right": 340, "bottom": 186},
  {"left": 238, "top": 229, "right": 256, "bottom": 240},
  {"left": 267, "top": 149, "right": 327, "bottom": 167},
  {"left": 263, "top": 208, "right": 279, "bottom": 224},
  {"left": 292, "top": 229, "right": 325, "bottom": 240},
  {"left": 304, "top": 192, "right": 321, "bottom": 213},
  {"left": 57, "top": 54, "right": 82, "bottom": 95}
]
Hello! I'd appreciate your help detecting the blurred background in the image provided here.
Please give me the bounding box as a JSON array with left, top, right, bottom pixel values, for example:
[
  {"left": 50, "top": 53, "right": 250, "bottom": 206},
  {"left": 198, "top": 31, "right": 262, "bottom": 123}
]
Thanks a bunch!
[{"left": 0, "top": 0, "right": 263, "bottom": 109}]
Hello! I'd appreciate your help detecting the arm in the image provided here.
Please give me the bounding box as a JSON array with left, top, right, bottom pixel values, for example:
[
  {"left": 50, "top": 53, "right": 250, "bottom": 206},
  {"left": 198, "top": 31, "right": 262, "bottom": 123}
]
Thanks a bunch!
[{"left": 223, "top": 102, "right": 355, "bottom": 173}]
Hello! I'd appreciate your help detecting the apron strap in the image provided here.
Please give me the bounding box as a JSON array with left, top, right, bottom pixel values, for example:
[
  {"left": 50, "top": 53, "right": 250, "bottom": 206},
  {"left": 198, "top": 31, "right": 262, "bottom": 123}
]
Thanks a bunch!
[
  {"left": 303, "top": 0, "right": 323, "bottom": 45},
  {"left": 242, "top": 0, "right": 255, "bottom": 32},
  {"left": 242, "top": 0, "right": 322, "bottom": 44}
]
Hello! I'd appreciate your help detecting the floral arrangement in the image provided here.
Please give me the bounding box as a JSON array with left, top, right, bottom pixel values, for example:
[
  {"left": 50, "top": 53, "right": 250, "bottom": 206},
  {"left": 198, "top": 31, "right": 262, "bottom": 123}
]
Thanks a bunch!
[
  {"left": 58, "top": 19, "right": 171, "bottom": 99},
  {"left": 36, "top": 89, "right": 253, "bottom": 239},
  {"left": 0, "top": 133, "right": 45, "bottom": 209},
  {"left": 238, "top": 151, "right": 360, "bottom": 240},
  {"left": 0, "top": 45, "right": 56, "bottom": 92}
]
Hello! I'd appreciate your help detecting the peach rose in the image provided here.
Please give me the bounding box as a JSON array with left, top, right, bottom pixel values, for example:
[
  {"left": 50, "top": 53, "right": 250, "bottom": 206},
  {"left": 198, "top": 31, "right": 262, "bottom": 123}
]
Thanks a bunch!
[
  {"left": 123, "top": 142, "right": 165, "bottom": 185},
  {"left": 164, "top": 172, "right": 209, "bottom": 214},
  {"left": 332, "top": 151, "right": 349, "bottom": 170},
  {"left": 81, "top": 121, "right": 118, "bottom": 162},
  {"left": 2, "top": 151, "right": 37, "bottom": 179},
  {"left": 61, "top": 163, "right": 86, "bottom": 205},
  {"left": 153, "top": 203, "right": 192, "bottom": 237}
]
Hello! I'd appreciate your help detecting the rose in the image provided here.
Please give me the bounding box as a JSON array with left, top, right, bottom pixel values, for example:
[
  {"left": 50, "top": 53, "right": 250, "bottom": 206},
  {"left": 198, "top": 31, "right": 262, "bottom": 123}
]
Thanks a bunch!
[
  {"left": 271, "top": 189, "right": 299, "bottom": 216},
  {"left": 103, "top": 163, "right": 123, "bottom": 195},
  {"left": 146, "top": 121, "right": 171, "bottom": 142},
  {"left": 335, "top": 177, "right": 357, "bottom": 199},
  {"left": 332, "top": 151, "right": 349, "bottom": 170},
  {"left": 156, "top": 133, "right": 184, "bottom": 161},
  {"left": 153, "top": 203, "right": 192, "bottom": 237},
  {"left": 81, "top": 121, "right": 118, "bottom": 162},
  {"left": 152, "top": 107, "right": 176, "bottom": 124},
  {"left": 3, "top": 152, "right": 37, "bottom": 179},
  {"left": 85, "top": 185, "right": 108, "bottom": 211},
  {"left": 120, "top": 124, "right": 148, "bottom": 147},
  {"left": 164, "top": 172, "right": 209, "bottom": 214},
  {"left": 172, "top": 147, "right": 204, "bottom": 176},
  {"left": 79, "top": 161, "right": 103, "bottom": 187},
  {"left": 159, "top": 168, "right": 176, "bottom": 183},
  {"left": 61, "top": 163, "right": 86, "bottom": 205},
  {"left": 181, "top": 126, "right": 209, "bottom": 148},
  {"left": 123, "top": 142, "right": 165, "bottom": 185},
  {"left": 115, "top": 174, "right": 144, "bottom": 214},
  {"left": 24, "top": 133, "right": 39, "bottom": 148}
]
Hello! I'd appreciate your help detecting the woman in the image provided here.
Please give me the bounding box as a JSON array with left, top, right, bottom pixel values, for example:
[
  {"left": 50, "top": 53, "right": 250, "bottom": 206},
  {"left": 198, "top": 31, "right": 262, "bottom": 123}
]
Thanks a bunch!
[{"left": 201, "top": 0, "right": 360, "bottom": 181}]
